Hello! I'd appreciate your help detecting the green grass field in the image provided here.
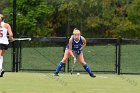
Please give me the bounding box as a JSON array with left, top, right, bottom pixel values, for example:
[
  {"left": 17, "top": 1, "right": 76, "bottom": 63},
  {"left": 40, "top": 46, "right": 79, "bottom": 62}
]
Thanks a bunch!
[{"left": 0, "top": 72, "right": 140, "bottom": 93}]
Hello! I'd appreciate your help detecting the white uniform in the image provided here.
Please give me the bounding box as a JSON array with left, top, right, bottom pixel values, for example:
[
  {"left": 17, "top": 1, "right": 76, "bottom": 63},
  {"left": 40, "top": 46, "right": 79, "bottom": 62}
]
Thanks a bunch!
[{"left": 0, "top": 22, "right": 9, "bottom": 44}]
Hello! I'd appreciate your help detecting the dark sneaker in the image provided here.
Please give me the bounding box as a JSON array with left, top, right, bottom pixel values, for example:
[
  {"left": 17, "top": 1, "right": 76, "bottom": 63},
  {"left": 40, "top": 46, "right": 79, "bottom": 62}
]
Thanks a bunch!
[
  {"left": 0, "top": 70, "right": 5, "bottom": 77},
  {"left": 54, "top": 73, "right": 59, "bottom": 76},
  {"left": 90, "top": 73, "right": 96, "bottom": 78}
]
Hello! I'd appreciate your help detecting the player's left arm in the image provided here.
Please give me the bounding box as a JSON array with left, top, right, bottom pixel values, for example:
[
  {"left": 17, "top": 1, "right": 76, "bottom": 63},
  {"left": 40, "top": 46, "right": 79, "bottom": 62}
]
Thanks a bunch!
[
  {"left": 6, "top": 23, "right": 14, "bottom": 42},
  {"left": 80, "top": 36, "right": 86, "bottom": 50}
]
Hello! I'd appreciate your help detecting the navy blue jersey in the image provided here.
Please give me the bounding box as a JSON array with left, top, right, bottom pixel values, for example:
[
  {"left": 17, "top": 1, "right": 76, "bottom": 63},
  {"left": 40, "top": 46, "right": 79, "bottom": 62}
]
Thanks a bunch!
[{"left": 66, "top": 36, "right": 83, "bottom": 51}]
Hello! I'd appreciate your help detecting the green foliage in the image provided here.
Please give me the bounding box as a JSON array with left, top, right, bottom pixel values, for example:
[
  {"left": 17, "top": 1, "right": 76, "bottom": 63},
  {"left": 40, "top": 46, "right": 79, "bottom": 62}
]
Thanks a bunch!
[
  {"left": 2, "top": 0, "right": 54, "bottom": 37},
  {"left": 0, "top": 0, "right": 140, "bottom": 38},
  {"left": 16, "top": 0, "right": 54, "bottom": 36}
]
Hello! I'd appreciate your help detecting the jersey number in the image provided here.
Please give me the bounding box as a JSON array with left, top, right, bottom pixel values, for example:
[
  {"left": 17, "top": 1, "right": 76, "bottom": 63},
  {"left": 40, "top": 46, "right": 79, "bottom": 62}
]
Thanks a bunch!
[{"left": 0, "top": 30, "right": 3, "bottom": 37}]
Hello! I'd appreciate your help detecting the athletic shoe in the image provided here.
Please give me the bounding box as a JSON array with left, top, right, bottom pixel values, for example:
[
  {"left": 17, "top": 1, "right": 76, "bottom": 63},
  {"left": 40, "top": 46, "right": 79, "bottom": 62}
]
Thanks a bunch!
[
  {"left": 54, "top": 73, "right": 59, "bottom": 76},
  {"left": 90, "top": 73, "right": 96, "bottom": 78},
  {"left": 0, "top": 70, "right": 5, "bottom": 77}
]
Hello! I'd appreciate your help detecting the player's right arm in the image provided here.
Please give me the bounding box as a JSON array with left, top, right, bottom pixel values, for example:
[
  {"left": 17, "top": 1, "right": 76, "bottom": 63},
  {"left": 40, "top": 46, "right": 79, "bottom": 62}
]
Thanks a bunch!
[{"left": 68, "top": 36, "right": 77, "bottom": 62}]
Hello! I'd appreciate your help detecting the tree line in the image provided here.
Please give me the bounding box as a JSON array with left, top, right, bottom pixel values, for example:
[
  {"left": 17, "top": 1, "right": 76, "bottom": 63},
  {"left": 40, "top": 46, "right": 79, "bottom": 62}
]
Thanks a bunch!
[{"left": 0, "top": 0, "right": 140, "bottom": 38}]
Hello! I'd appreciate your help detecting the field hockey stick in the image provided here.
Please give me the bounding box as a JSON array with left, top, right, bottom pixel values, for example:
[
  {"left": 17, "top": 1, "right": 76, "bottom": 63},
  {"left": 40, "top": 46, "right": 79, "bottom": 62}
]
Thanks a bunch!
[
  {"left": 7, "top": 34, "right": 31, "bottom": 41},
  {"left": 71, "top": 53, "right": 78, "bottom": 75},
  {"left": 13, "top": 38, "right": 31, "bottom": 41}
]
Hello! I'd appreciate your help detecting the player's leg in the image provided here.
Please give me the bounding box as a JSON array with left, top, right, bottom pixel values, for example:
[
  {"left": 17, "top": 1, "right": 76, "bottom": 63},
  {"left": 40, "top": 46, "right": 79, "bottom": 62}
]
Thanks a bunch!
[
  {"left": 0, "top": 49, "right": 3, "bottom": 70},
  {"left": 54, "top": 49, "right": 70, "bottom": 76},
  {"left": 78, "top": 52, "right": 96, "bottom": 77},
  {"left": 0, "top": 49, "right": 5, "bottom": 77}
]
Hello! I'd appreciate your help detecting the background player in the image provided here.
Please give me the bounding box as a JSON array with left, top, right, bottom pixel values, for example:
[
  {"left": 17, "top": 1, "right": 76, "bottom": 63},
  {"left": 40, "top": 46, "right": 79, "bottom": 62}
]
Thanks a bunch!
[
  {"left": 54, "top": 28, "right": 96, "bottom": 77},
  {"left": 0, "top": 14, "right": 14, "bottom": 77}
]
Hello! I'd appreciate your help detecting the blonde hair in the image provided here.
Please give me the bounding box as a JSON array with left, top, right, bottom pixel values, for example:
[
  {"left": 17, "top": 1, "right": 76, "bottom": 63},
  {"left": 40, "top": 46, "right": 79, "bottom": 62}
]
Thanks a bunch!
[
  {"left": 73, "top": 28, "right": 81, "bottom": 34},
  {"left": 0, "top": 14, "right": 4, "bottom": 21}
]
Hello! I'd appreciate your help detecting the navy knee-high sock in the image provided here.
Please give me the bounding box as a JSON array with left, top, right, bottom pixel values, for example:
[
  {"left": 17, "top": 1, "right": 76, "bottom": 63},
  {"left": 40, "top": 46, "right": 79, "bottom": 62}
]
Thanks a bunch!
[
  {"left": 83, "top": 64, "right": 92, "bottom": 75},
  {"left": 55, "top": 61, "right": 64, "bottom": 74}
]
